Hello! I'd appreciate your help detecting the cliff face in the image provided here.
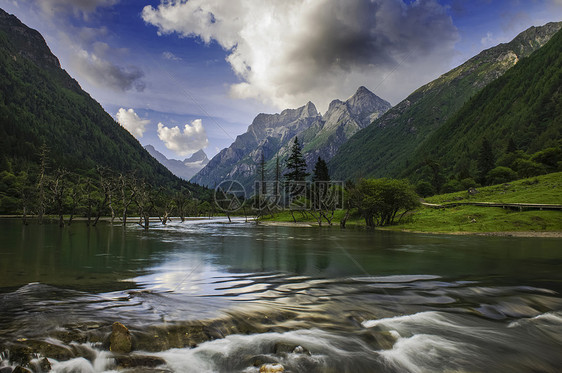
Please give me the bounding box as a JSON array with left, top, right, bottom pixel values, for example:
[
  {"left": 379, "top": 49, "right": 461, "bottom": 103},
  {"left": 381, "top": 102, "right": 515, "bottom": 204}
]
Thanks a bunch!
[
  {"left": 192, "top": 87, "right": 390, "bottom": 190},
  {"left": 299, "top": 86, "right": 391, "bottom": 165},
  {"left": 191, "top": 102, "right": 323, "bottom": 188}
]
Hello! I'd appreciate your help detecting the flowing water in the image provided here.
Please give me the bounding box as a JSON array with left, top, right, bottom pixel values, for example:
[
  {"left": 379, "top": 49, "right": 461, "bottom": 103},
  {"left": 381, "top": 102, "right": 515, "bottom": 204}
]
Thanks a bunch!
[{"left": 0, "top": 218, "right": 561, "bottom": 372}]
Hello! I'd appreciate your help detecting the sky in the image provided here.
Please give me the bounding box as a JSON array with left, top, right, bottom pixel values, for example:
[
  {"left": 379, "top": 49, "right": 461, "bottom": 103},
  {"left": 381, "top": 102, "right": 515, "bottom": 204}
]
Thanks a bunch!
[{"left": 1, "top": 0, "right": 562, "bottom": 160}]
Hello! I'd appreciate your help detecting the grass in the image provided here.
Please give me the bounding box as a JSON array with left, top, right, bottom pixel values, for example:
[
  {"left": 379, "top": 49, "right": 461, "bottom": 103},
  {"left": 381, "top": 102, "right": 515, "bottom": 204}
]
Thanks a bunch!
[
  {"left": 426, "top": 172, "right": 562, "bottom": 205},
  {"left": 261, "top": 172, "right": 562, "bottom": 234}
]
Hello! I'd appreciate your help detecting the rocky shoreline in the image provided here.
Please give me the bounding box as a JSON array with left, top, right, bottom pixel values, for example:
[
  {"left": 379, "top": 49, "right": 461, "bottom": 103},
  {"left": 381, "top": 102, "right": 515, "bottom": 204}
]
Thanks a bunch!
[{"left": 0, "top": 308, "right": 395, "bottom": 372}]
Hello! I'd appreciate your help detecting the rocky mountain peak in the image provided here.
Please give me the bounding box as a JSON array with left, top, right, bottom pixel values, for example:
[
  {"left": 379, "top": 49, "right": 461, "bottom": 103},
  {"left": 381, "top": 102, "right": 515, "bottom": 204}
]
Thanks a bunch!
[
  {"left": 345, "top": 86, "right": 392, "bottom": 119},
  {"left": 301, "top": 101, "right": 319, "bottom": 118},
  {"left": 0, "top": 9, "right": 61, "bottom": 69},
  {"left": 184, "top": 149, "right": 209, "bottom": 164}
]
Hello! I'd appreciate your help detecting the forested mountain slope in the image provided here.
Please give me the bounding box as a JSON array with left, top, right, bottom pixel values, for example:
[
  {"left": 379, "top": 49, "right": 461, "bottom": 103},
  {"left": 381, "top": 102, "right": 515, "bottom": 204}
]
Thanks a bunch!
[
  {"left": 407, "top": 27, "right": 562, "bottom": 181},
  {"left": 329, "top": 22, "right": 562, "bottom": 181},
  {"left": 0, "top": 9, "right": 191, "bottom": 191}
]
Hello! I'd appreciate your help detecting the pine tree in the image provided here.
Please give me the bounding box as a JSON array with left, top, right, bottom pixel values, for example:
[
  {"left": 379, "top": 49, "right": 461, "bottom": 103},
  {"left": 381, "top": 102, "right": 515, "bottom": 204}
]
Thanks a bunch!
[
  {"left": 477, "top": 138, "right": 495, "bottom": 184},
  {"left": 275, "top": 156, "right": 281, "bottom": 195},
  {"left": 259, "top": 152, "right": 266, "bottom": 195},
  {"left": 312, "top": 157, "right": 330, "bottom": 182},
  {"left": 285, "top": 137, "right": 309, "bottom": 182},
  {"left": 506, "top": 138, "right": 517, "bottom": 153}
]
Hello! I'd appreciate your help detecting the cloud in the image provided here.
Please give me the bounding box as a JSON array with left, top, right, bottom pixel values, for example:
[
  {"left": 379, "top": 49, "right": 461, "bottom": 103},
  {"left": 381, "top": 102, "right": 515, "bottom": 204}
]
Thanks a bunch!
[
  {"left": 157, "top": 119, "right": 209, "bottom": 156},
  {"left": 70, "top": 48, "right": 146, "bottom": 92},
  {"left": 28, "top": 0, "right": 119, "bottom": 18},
  {"left": 116, "top": 108, "right": 150, "bottom": 138},
  {"left": 162, "top": 51, "right": 182, "bottom": 61},
  {"left": 142, "top": 0, "right": 459, "bottom": 109}
]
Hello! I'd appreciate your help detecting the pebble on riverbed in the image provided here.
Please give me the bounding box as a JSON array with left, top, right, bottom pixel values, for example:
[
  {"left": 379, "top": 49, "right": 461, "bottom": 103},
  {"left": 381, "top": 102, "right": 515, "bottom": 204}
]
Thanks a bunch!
[{"left": 110, "top": 322, "right": 132, "bottom": 353}]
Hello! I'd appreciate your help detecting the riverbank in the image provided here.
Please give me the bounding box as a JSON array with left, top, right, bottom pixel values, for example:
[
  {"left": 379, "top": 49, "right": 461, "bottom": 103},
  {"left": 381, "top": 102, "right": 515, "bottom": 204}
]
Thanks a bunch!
[
  {"left": 258, "top": 220, "right": 562, "bottom": 237},
  {"left": 260, "top": 173, "right": 562, "bottom": 236}
]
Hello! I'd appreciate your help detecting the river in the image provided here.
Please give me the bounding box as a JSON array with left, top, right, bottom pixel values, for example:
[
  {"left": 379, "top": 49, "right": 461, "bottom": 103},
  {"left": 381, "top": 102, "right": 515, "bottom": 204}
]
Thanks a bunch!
[{"left": 0, "top": 218, "right": 561, "bottom": 372}]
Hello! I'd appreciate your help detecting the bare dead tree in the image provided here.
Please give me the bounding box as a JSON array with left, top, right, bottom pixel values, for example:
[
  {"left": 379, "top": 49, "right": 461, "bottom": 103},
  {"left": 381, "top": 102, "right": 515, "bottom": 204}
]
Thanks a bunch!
[
  {"left": 85, "top": 178, "right": 93, "bottom": 226},
  {"left": 48, "top": 169, "right": 69, "bottom": 228},
  {"left": 134, "top": 180, "right": 154, "bottom": 230},
  {"left": 93, "top": 167, "right": 115, "bottom": 227},
  {"left": 119, "top": 173, "right": 137, "bottom": 226},
  {"left": 67, "top": 175, "right": 82, "bottom": 226},
  {"left": 36, "top": 144, "right": 49, "bottom": 224},
  {"left": 174, "top": 188, "right": 192, "bottom": 222}
]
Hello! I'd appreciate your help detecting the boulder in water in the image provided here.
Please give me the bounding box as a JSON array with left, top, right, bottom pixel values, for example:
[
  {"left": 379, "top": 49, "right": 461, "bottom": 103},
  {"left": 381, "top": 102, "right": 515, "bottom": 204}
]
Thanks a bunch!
[
  {"left": 110, "top": 322, "right": 132, "bottom": 353},
  {"left": 114, "top": 355, "right": 166, "bottom": 369},
  {"left": 39, "top": 357, "right": 51, "bottom": 372},
  {"left": 12, "top": 367, "right": 31, "bottom": 373},
  {"left": 259, "top": 363, "right": 285, "bottom": 373}
]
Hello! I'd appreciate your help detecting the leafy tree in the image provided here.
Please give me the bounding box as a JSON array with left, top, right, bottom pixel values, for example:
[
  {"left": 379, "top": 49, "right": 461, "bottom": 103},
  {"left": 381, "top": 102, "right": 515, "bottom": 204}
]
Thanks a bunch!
[
  {"left": 441, "top": 179, "right": 463, "bottom": 193},
  {"left": 415, "top": 181, "right": 435, "bottom": 197},
  {"left": 351, "top": 178, "right": 419, "bottom": 228},
  {"left": 477, "top": 138, "right": 495, "bottom": 185},
  {"left": 487, "top": 166, "right": 518, "bottom": 184},
  {"left": 512, "top": 159, "right": 546, "bottom": 178},
  {"left": 312, "top": 157, "right": 330, "bottom": 182},
  {"left": 531, "top": 147, "right": 562, "bottom": 172},
  {"left": 460, "top": 177, "right": 478, "bottom": 190},
  {"left": 285, "top": 137, "right": 309, "bottom": 182}
]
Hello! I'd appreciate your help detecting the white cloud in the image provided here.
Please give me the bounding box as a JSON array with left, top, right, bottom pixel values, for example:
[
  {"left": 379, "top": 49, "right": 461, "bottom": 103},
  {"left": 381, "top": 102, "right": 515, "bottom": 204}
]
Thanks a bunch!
[
  {"left": 157, "top": 119, "right": 209, "bottom": 156},
  {"left": 142, "top": 0, "right": 459, "bottom": 109},
  {"left": 116, "top": 108, "right": 150, "bottom": 138},
  {"left": 162, "top": 51, "right": 182, "bottom": 61}
]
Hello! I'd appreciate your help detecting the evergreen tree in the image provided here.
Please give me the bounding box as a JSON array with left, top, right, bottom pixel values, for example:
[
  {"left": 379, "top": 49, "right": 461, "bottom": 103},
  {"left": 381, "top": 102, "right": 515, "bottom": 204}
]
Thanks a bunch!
[
  {"left": 259, "top": 152, "right": 266, "bottom": 195},
  {"left": 275, "top": 156, "right": 281, "bottom": 195},
  {"left": 285, "top": 137, "right": 309, "bottom": 181},
  {"left": 477, "top": 138, "right": 495, "bottom": 184},
  {"left": 312, "top": 157, "right": 330, "bottom": 182},
  {"left": 506, "top": 138, "right": 517, "bottom": 153}
]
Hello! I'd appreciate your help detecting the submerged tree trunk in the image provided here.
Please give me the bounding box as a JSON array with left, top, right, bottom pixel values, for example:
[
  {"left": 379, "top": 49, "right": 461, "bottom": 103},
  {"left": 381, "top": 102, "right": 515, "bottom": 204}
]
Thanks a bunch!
[{"left": 340, "top": 209, "right": 350, "bottom": 228}]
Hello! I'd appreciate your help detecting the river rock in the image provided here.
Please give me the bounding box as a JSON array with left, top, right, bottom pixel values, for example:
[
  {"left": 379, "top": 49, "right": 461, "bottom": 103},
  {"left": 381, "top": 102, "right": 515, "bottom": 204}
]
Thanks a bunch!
[
  {"left": 0, "top": 367, "right": 13, "bottom": 373},
  {"left": 5, "top": 344, "right": 32, "bottom": 366},
  {"left": 259, "top": 363, "right": 285, "bottom": 373},
  {"left": 273, "top": 342, "right": 310, "bottom": 355},
  {"left": 114, "top": 355, "right": 166, "bottom": 369},
  {"left": 12, "top": 367, "right": 31, "bottom": 373},
  {"left": 39, "top": 357, "right": 51, "bottom": 372},
  {"left": 25, "top": 339, "right": 74, "bottom": 361},
  {"left": 110, "top": 322, "right": 132, "bottom": 353},
  {"left": 359, "top": 329, "right": 397, "bottom": 350},
  {"left": 250, "top": 354, "right": 279, "bottom": 367}
]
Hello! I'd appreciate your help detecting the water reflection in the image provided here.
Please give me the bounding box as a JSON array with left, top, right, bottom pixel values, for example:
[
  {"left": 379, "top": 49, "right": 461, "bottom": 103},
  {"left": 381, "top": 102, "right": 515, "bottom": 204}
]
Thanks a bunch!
[{"left": 0, "top": 219, "right": 561, "bottom": 372}]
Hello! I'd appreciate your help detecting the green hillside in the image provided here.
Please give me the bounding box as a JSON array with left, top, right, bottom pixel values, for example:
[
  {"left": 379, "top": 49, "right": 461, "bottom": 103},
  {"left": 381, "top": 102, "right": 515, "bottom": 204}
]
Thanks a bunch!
[
  {"left": 329, "top": 22, "right": 562, "bottom": 182},
  {"left": 407, "top": 27, "right": 562, "bottom": 182},
  {"left": 0, "top": 10, "right": 210, "bottom": 215},
  {"left": 0, "top": 11, "right": 182, "bottom": 186}
]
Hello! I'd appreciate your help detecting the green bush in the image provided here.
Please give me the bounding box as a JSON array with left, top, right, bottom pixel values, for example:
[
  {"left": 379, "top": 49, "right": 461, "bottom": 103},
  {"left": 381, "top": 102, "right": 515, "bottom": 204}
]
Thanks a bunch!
[
  {"left": 416, "top": 180, "right": 435, "bottom": 197},
  {"left": 487, "top": 166, "right": 518, "bottom": 184}
]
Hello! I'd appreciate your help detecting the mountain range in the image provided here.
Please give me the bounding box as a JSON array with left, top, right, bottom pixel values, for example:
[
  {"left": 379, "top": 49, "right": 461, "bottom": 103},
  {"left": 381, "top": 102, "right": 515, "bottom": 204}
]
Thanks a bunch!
[
  {"left": 144, "top": 145, "right": 209, "bottom": 181},
  {"left": 191, "top": 86, "right": 390, "bottom": 189},
  {"left": 2, "top": 6, "right": 560, "bottom": 204}
]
